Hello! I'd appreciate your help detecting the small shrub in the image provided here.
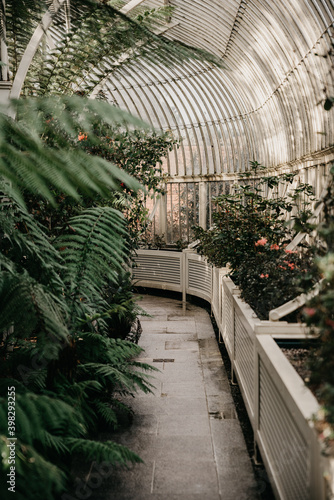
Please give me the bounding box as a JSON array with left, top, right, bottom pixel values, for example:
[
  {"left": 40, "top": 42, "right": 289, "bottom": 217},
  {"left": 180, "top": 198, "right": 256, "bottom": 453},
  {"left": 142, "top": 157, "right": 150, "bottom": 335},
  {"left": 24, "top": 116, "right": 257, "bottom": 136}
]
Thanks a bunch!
[
  {"left": 237, "top": 241, "right": 316, "bottom": 319},
  {"left": 302, "top": 166, "right": 334, "bottom": 430},
  {"left": 194, "top": 161, "right": 316, "bottom": 318}
]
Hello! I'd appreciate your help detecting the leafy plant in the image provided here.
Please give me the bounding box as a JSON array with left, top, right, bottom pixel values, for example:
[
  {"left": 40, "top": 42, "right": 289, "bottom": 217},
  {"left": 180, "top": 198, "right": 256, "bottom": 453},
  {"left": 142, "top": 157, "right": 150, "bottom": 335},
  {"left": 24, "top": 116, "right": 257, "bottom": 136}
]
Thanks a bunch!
[
  {"left": 13, "top": 0, "right": 221, "bottom": 99},
  {"left": 72, "top": 126, "right": 179, "bottom": 248},
  {"left": 193, "top": 161, "right": 317, "bottom": 318},
  {"left": 0, "top": 182, "right": 158, "bottom": 498},
  {"left": 301, "top": 166, "right": 334, "bottom": 430},
  {"left": 102, "top": 270, "right": 144, "bottom": 340},
  {"left": 237, "top": 241, "right": 317, "bottom": 320},
  {"left": 0, "top": 96, "right": 143, "bottom": 207},
  {"left": 0, "top": 2, "right": 222, "bottom": 498}
]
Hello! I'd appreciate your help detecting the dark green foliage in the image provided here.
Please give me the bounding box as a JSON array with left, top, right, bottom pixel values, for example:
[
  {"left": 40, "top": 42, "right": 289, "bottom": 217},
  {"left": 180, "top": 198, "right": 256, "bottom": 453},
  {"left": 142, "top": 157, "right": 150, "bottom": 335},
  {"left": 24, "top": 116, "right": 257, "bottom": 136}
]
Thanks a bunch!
[
  {"left": 55, "top": 206, "right": 128, "bottom": 318},
  {"left": 237, "top": 244, "right": 317, "bottom": 320},
  {"left": 70, "top": 126, "right": 179, "bottom": 248},
  {"left": 0, "top": 381, "right": 144, "bottom": 500},
  {"left": 0, "top": 2, "right": 221, "bottom": 497},
  {"left": 0, "top": 96, "right": 143, "bottom": 207},
  {"left": 4, "top": 0, "right": 45, "bottom": 76},
  {"left": 302, "top": 167, "right": 334, "bottom": 429},
  {"left": 102, "top": 270, "right": 144, "bottom": 340},
  {"left": 0, "top": 185, "right": 156, "bottom": 498},
  {"left": 0, "top": 91, "right": 158, "bottom": 500},
  {"left": 194, "top": 161, "right": 317, "bottom": 318}
]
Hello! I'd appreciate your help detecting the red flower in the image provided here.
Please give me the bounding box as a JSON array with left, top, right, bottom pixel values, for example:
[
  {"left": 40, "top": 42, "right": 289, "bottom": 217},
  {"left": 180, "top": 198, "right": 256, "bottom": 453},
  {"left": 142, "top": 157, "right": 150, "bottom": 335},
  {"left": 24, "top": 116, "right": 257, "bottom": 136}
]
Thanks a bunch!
[
  {"left": 285, "top": 249, "right": 297, "bottom": 254},
  {"left": 78, "top": 132, "right": 88, "bottom": 141},
  {"left": 255, "top": 238, "right": 267, "bottom": 246},
  {"left": 270, "top": 244, "right": 280, "bottom": 250},
  {"left": 260, "top": 273, "right": 269, "bottom": 278}
]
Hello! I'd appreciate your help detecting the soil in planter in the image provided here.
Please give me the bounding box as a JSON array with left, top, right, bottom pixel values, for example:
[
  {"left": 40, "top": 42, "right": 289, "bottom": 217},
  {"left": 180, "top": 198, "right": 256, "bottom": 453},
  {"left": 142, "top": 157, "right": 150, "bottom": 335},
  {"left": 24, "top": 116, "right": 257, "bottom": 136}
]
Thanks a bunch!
[
  {"left": 277, "top": 339, "right": 319, "bottom": 389},
  {"left": 280, "top": 346, "right": 312, "bottom": 383},
  {"left": 279, "top": 341, "right": 334, "bottom": 454}
]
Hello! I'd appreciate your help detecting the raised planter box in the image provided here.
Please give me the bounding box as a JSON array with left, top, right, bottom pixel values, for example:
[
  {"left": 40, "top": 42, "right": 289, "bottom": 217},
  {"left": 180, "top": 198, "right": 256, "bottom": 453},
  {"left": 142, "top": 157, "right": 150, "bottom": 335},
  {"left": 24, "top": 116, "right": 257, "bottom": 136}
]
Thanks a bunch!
[{"left": 132, "top": 248, "right": 334, "bottom": 500}]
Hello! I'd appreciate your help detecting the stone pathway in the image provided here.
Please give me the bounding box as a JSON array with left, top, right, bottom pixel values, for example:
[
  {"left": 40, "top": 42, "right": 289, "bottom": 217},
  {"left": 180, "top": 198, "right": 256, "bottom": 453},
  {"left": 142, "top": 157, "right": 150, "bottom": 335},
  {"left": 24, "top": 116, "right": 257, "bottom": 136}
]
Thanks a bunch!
[{"left": 95, "top": 294, "right": 258, "bottom": 500}]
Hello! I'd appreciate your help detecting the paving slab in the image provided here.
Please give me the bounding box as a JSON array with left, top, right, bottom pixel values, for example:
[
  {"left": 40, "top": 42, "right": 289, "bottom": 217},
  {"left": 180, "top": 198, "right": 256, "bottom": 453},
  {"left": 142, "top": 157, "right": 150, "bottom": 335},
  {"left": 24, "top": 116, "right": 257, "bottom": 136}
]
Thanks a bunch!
[{"left": 95, "top": 294, "right": 258, "bottom": 500}]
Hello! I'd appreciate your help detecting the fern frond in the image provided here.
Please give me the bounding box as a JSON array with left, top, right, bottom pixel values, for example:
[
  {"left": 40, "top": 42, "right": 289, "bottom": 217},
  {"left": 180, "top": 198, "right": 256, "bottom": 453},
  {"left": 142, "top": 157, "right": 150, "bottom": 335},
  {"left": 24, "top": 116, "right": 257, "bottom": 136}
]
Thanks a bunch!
[
  {"left": 0, "top": 96, "right": 144, "bottom": 208},
  {"left": 41, "top": 430, "right": 69, "bottom": 455},
  {"left": 0, "top": 270, "right": 69, "bottom": 345},
  {"left": 22, "top": 0, "right": 222, "bottom": 97},
  {"left": 0, "top": 190, "right": 66, "bottom": 289},
  {"left": 67, "top": 438, "right": 142, "bottom": 466},
  {"left": 78, "top": 362, "right": 155, "bottom": 395},
  {"left": 55, "top": 206, "right": 128, "bottom": 317},
  {"left": 93, "top": 400, "right": 118, "bottom": 427},
  {"left": 15, "top": 443, "right": 68, "bottom": 500},
  {"left": 0, "top": 389, "right": 85, "bottom": 460},
  {"left": 5, "top": 1, "right": 46, "bottom": 77}
]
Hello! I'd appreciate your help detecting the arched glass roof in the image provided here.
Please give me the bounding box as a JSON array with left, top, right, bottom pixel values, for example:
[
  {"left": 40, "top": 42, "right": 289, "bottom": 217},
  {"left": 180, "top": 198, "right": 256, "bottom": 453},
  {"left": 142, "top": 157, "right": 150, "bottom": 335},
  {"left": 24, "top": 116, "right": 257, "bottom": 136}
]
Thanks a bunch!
[
  {"left": 98, "top": 0, "right": 334, "bottom": 177},
  {"left": 7, "top": 0, "right": 334, "bottom": 179}
]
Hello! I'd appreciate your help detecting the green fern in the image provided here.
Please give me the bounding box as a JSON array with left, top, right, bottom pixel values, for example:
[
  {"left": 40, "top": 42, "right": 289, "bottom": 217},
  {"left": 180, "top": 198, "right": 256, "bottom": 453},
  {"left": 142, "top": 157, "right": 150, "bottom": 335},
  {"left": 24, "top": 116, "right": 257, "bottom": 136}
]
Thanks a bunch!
[
  {"left": 77, "top": 361, "right": 155, "bottom": 396},
  {"left": 67, "top": 438, "right": 142, "bottom": 466},
  {"left": 55, "top": 206, "right": 128, "bottom": 319},
  {"left": 93, "top": 400, "right": 118, "bottom": 427},
  {"left": 4, "top": 1, "right": 45, "bottom": 77},
  {"left": 21, "top": 0, "right": 222, "bottom": 98},
  {"left": 0, "top": 191, "right": 65, "bottom": 287},
  {"left": 0, "top": 96, "right": 144, "bottom": 208},
  {"left": 0, "top": 386, "right": 84, "bottom": 499},
  {"left": 0, "top": 271, "right": 69, "bottom": 345},
  {"left": 0, "top": 3, "right": 213, "bottom": 498}
]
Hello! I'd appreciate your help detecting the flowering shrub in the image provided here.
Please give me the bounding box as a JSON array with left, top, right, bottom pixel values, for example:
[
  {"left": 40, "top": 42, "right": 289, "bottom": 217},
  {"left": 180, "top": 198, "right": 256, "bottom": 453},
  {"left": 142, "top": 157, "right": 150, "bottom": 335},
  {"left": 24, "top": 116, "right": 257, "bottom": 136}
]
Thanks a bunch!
[
  {"left": 301, "top": 166, "right": 334, "bottom": 429},
  {"left": 237, "top": 241, "right": 317, "bottom": 319},
  {"left": 28, "top": 126, "right": 178, "bottom": 249},
  {"left": 193, "top": 161, "right": 317, "bottom": 318}
]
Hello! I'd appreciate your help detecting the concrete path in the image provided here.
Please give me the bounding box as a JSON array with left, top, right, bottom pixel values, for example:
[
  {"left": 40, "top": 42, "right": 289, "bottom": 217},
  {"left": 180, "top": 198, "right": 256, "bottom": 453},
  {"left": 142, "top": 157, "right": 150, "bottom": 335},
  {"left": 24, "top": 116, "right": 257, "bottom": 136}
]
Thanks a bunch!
[{"left": 96, "top": 294, "right": 258, "bottom": 500}]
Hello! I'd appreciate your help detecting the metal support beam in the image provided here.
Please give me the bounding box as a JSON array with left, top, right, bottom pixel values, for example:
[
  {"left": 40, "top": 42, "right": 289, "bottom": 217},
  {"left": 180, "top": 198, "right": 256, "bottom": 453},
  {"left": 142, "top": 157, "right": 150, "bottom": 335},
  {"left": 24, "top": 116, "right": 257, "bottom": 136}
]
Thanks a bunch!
[
  {"left": 0, "top": 0, "right": 9, "bottom": 82},
  {"left": 120, "top": 0, "right": 147, "bottom": 15},
  {"left": 0, "top": 80, "right": 11, "bottom": 105},
  {"left": 159, "top": 194, "right": 167, "bottom": 239},
  {"left": 199, "top": 181, "right": 207, "bottom": 229},
  {"left": 10, "top": 0, "right": 66, "bottom": 100}
]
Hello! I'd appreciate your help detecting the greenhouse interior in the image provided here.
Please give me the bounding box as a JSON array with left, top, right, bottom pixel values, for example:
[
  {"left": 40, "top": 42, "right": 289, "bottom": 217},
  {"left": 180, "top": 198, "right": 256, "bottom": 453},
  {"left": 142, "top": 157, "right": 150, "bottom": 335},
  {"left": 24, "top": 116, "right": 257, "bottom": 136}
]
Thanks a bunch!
[{"left": 0, "top": 1, "right": 334, "bottom": 499}]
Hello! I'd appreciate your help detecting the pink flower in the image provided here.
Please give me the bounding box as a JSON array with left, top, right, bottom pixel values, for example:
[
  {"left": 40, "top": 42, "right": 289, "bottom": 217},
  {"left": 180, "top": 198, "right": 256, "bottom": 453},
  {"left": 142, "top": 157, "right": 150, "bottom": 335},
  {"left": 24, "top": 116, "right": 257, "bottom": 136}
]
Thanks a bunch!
[
  {"left": 303, "top": 307, "right": 316, "bottom": 317},
  {"left": 270, "top": 244, "right": 280, "bottom": 250},
  {"left": 255, "top": 238, "right": 267, "bottom": 247},
  {"left": 285, "top": 249, "right": 297, "bottom": 254},
  {"left": 260, "top": 273, "right": 269, "bottom": 278}
]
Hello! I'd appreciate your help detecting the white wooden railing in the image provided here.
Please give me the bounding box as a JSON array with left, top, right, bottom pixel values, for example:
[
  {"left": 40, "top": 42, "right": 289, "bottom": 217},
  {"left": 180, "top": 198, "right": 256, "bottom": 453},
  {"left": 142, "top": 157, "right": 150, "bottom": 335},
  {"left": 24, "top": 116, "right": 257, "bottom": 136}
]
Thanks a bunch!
[{"left": 133, "top": 248, "right": 333, "bottom": 500}]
